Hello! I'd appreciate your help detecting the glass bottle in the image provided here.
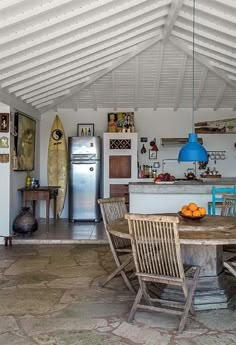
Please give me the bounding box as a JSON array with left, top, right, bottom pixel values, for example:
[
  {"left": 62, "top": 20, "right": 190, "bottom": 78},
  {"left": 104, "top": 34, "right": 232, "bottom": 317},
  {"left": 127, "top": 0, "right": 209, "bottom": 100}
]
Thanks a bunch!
[{"left": 25, "top": 172, "right": 31, "bottom": 188}]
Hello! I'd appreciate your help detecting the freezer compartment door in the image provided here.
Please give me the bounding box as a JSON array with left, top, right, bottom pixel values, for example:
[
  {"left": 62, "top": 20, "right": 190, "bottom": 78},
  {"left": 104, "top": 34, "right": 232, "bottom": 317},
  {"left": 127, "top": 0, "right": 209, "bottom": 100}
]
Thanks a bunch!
[{"left": 69, "top": 161, "right": 101, "bottom": 221}]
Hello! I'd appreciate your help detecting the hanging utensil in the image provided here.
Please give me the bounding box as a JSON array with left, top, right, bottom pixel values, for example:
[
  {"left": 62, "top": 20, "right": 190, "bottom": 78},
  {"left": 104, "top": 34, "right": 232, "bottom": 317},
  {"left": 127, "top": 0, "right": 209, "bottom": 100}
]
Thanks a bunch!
[{"left": 141, "top": 144, "right": 146, "bottom": 154}]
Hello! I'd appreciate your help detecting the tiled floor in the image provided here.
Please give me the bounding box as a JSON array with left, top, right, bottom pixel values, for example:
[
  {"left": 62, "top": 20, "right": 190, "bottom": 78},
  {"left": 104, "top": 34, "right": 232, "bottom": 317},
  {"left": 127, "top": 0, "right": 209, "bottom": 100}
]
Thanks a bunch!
[{"left": 13, "top": 218, "right": 108, "bottom": 244}]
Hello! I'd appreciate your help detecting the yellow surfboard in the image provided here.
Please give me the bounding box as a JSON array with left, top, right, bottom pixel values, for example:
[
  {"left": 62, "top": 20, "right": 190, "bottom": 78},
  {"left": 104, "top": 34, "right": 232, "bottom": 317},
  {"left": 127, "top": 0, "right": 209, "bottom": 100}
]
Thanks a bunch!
[{"left": 47, "top": 115, "right": 67, "bottom": 218}]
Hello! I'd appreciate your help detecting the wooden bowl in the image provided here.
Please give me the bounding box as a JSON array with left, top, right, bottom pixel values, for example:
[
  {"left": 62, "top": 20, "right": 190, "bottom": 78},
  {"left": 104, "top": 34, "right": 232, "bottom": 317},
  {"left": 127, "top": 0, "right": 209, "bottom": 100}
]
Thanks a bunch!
[{"left": 178, "top": 211, "right": 205, "bottom": 221}]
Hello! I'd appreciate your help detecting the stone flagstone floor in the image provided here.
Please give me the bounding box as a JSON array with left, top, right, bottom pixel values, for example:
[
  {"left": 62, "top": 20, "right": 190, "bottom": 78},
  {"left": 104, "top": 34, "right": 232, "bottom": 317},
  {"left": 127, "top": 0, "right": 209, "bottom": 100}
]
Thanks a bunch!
[{"left": 0, "top": 244, "right": 236, "bottom": 345}]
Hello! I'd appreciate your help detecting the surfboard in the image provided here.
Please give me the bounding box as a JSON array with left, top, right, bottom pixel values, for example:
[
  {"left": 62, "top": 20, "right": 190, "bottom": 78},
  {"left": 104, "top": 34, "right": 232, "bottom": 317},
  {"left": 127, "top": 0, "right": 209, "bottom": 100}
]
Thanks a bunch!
[{"left": 47, "top": 115, "right": 68, "bottom": 218}]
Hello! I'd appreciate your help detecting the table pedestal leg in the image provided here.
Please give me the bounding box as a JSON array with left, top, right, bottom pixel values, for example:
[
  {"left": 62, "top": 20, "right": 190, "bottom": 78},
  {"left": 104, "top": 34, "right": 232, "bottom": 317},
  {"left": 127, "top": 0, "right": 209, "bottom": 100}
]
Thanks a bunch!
[{"left": 161, "top": 244, "right": 236, "bottom": 310}]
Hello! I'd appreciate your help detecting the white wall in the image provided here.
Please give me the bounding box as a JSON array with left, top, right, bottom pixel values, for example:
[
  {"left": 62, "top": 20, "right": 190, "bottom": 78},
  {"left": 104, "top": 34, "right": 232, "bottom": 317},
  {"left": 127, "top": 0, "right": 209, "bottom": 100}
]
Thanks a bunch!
[
  {"left": 0, "top": 102, "right": 10, "bottom": 243},
  {"left": 40, "top": 108, "right": 236, "bottom": 219}
]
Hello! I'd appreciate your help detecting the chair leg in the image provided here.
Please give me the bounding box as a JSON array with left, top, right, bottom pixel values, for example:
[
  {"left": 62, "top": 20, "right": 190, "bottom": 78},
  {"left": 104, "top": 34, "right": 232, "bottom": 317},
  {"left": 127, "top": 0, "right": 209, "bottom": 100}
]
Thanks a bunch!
[
  {"left": 141, "top": 281, "right": 152, "bottom": 306},
  {"left": 128, "top": 287, "right": 142, "bottom": 322},
  {"left": 208, "top": 203, "right": 211, "bottom": 215},
  {"left": 178, "top": 267, "right": 200, "bottom": 334},
  {"left": 102, "top": 255, "right": 136, "bottom": 293},
  {"left": 224, "top": 262, "right": 236, "bottom": 277}
]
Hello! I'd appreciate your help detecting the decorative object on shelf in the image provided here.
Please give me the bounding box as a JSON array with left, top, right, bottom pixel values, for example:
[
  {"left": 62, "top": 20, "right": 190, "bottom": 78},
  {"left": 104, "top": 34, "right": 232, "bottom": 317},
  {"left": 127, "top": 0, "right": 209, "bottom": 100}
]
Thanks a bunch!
[
  {"left": 107, "top": 112, "right": 135, "bottom": 133},
  {"left": 195, "top": 118, "right": 236, "bottom": 134},
  {"left": 150, "top": 138, "right": 158, "bottom": 151},
  {"left": 77, "top": 123, "right": 94, "bottom": 136},
  {"left": 0, "top": 136, "right": 9, "bottom": 148},
  {"left": 149, "top": 149, "right": 157, "bottom": 160},
  {"left": 141, "top": 144, "right": 146, "bottom": 154},
  {"left": 178, "top": 0, "right": 208, "bottom": 163},
  {"left": 0, "top": 154, "right": 9, "bottom": 163},
  {"left": 13, "top": 207, "right": 38, "bottom": 234},
  {"left": 0, "top": 113, "right": 9, "bottom": 132},
  {"left": 14, "top": 112, "right": 36, "bottom": 171}
]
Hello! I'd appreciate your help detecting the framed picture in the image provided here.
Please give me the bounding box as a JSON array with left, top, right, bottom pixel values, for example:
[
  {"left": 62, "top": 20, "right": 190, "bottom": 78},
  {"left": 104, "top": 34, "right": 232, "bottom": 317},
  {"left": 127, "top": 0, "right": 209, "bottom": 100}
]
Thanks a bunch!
[
  {"left": 149, "top": 149, "right": 157, "bottom": 160},
  {"left": 77, "top": 123, "right": 94, "bottom": 136},
  {"left": 0, "top": 113, "right": 9, "bottom": 132},
  {"left": 14, "top": 112, "right": 36, "bottom": 171},
  {"left": 0, "top": 136, "right": 9, "bottom": 148}
]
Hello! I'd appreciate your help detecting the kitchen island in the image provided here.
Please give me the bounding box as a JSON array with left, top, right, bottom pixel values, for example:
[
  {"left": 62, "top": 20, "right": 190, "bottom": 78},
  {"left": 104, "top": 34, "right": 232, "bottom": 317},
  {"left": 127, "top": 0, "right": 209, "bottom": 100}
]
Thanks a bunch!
[{"left": 129, "top": 178, "right": 236, "bottom": 214}]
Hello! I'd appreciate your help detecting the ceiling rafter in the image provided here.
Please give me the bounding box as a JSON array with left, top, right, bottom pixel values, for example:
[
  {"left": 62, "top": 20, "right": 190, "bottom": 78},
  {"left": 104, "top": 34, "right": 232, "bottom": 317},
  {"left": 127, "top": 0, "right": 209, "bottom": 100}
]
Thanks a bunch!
[
  {"left": 194, "top": 67, "right": 208, "bottom": 110},
  {"left": 214, "top": 84, "right": 226, "bottom": 111},
  {"left": 39, "top": 36, "right": 162, "bottom": 113},
  {"left": 162, "top": 0, "right": 184, "bottom": 44},
  {"left": 169, "top": 36, "right": 236, "bottom": 89},
  {"left": 174, "top": 54, "right": 187, "bottom": 111}
]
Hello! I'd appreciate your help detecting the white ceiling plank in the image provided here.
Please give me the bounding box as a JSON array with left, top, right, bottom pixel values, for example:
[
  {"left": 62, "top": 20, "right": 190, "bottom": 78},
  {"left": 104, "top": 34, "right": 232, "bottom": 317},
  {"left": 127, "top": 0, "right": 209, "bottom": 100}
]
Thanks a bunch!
[
  {"left": 174, "top": 22, "right": 235, "bottom": 50},
  {"left": 194, "top": 67, "right": 208, "bottom": 110},
  {"left": 0, "top": 21, "right": 163, "bottom": 79},
  {"left": 0, "top": 0, "right": 25, "bottom": 10},
  {"left": 111, "top": 71, "right": 117, "bottom": 111},
  {"left": 153, "top": 42, "right": 164, "bottom": 110},
  {"left": 0, "top": 1, "right": 167, "bottom": 50},
  {"left": 31, "top": 90, "right": 71, "bottom": 107},
  {"left": 134, "top": 56, "right": 140, "bottom": 111},
  {"left": 179, "top": 11, "right": 236, "bottom": 38},
  {"left": 174, "top": 54, "right": 187, "bottom": 111},
  {"left": 40, "top": 35, "right": 162, "bottom": 113},
  {"left": 0, "top": 89, "right": 40, "bottom": 118},
  {"left": 90, "top": 85, "right": 97, "bottom": 111},
  {"left": 3, "top": 29, "right": 161, "bottom": 89},
  {"left": 214, "top": 84, "right": 227, "bottom": 111},
  {"left": 0, "top": 0, "right": 115, "bottom": 29},
  {"left": 169, "top": 36, "right": 236, "bottom": 89},
  {"left": 184, "top": 0, "right": 236, "bottom": 24},
  {"left": 162, "top": 0, "right": 184, "bottom": 44},
  {"left": 15, "top": 50, "right": 129, "bottom": 96}
]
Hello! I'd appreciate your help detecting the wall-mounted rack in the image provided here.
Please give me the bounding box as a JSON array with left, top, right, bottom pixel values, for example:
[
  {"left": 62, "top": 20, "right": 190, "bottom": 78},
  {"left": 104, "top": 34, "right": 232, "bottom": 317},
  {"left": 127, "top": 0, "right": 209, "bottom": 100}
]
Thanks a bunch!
[{"left": 161, "top": 138, "right": 203, "bottom": 146}]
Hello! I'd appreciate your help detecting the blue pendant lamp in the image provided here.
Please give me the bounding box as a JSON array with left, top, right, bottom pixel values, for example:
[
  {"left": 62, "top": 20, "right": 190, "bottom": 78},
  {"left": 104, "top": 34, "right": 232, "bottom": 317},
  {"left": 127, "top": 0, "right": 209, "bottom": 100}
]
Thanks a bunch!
[{"left": 178, "top": 0, "right": 208, "bottom": 163}]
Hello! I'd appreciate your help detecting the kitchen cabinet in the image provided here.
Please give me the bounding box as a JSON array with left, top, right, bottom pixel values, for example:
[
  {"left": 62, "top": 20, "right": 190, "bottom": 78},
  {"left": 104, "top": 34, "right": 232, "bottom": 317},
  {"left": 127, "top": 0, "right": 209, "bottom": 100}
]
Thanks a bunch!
[
  {"left": 110, "top": 184, "right": 129, "bottom": 210},
  {"left": 103, "top": 133, "right": 138, "bottom": 201}
]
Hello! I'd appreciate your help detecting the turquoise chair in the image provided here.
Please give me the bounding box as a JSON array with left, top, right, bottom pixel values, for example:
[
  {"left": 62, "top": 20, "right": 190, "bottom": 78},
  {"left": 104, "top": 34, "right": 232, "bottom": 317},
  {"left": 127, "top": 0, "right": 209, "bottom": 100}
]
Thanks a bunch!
[{"left": 208, "top": 186, "right": 236, "bottom": 215}]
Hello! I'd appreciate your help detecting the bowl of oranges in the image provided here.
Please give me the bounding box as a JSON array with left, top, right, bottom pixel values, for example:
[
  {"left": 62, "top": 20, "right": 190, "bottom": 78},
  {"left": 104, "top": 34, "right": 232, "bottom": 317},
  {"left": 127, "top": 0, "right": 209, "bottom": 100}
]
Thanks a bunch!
[{"left": 179, "top": 203, "right": 206, "bottom": 221}]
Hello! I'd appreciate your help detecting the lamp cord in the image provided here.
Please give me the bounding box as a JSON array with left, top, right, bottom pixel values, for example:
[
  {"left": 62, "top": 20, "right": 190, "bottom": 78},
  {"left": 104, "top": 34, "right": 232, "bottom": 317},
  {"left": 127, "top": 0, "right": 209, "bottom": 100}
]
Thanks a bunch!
[{"left": 192, "top": 0, "right": 195, "bottom": 132}]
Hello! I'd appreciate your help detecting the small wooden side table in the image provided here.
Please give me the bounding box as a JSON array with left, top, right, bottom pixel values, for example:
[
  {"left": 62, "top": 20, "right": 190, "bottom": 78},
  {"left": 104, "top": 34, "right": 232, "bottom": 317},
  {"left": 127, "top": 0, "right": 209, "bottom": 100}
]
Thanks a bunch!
[{"left": 18, "top": 186, "right": 60, "bottom": 231}]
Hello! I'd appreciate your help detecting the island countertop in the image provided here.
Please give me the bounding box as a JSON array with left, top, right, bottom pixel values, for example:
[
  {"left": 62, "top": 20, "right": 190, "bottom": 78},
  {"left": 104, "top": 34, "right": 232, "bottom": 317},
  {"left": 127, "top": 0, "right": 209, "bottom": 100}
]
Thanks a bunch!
[{"left": 129, "top": 178, "right": 236, "bottom": 213}]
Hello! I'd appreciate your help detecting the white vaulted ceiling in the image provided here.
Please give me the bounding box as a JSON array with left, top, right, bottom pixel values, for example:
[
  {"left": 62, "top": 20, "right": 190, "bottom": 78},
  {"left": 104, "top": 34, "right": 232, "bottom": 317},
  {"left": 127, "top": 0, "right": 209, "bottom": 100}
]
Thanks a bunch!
[{"left": 0, "top": 0, "right": 235, "bottom": 116}]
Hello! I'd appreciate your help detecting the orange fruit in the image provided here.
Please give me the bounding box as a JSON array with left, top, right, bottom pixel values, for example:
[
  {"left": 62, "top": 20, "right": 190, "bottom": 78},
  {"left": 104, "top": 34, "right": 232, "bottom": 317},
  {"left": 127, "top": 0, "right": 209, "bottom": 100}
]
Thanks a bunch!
[
  {"left": 181, "top": 205, "right": 188, "bottom": 212},
  {"left": 193, "top": 210, "right": 201, "bottom": 217},
  {"left": 188, "top": 202, "right": 198, "bottom": 211},
  {"left": 183, "top": 209, "right": 193, "bottom": 217},
  {"left": 198, "top": 207, "right": 206, "bottom": 216}
]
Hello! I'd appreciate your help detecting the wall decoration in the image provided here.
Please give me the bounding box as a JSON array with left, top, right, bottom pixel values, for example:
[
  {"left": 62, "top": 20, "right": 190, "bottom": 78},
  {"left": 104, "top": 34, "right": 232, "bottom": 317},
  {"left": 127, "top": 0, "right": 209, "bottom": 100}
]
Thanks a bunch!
[
  {"left": 149, "top": 150, "right": 157, "bottom": 160},
  {"left": 0, "top": 154, "right": 9, "bottom": 163},
  {"left": 14, "top": 112, "right": 36, "bottom": 171},
  {"left": 195, "top": 118, "right": 236, "bottom": 134},
  {"left": 0, "top": 113, "right": 9, "bottom": 132},
  {"left": 0, "top": 136, "right": 9, "bottom": 148},
  {"left": 77, "top": 123, "right": 94, "bottom": 136},
  {"left": 107, "top": 112, "right": 135, "bottom": 132}
]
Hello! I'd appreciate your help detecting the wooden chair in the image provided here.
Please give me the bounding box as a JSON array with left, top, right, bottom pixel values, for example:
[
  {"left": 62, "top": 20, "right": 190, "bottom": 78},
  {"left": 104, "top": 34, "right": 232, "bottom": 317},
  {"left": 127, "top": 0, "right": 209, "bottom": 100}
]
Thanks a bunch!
[
  {"left": 97, "top": 197, "right": 135, "bottom": 293},
  {"left": 221, "top": 194, "right": 236, "bottom": 277},
  {"left": 125, "top": 213, "right": 201, "bottom": 334},
  {"left": 208, "top": 186, "right": 236, "bottom": 215}
]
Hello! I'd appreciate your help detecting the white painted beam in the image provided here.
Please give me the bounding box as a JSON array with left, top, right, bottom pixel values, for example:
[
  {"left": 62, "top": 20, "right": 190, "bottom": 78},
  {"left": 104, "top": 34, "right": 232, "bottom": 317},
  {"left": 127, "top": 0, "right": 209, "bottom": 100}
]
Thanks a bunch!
[
  {"left": 194, "top": 67, "right": 208, "bottom": 110},
  {"left": 214, "top": 84, "right": 227, "bottom": 111},
  {"left": 169, "top": 36, "right": 236, "bottom": 89},
  {"left": 162, "top": 0, "right": 184, "bottom": 44},
  {"left": 39, "top": 36, "right": 162, "bottom": 113},
  {"left": 174, "top": 54, "right": 187, "bottom": 111},
  {"left": 153, "top": 42, "right": 164, "bottom": 110}
]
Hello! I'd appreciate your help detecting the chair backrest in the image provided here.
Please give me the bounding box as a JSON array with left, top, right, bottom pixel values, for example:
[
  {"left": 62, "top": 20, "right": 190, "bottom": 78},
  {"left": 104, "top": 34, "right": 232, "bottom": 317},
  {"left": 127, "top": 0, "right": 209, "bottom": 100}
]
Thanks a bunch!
[
  {"left": 211, "top": 186, "right": 236, "bottom": 215},
  {"left": 221, "top": 194, "right": 236, "bottom": 216},
  {"left": 125, "top": 213, "right": 185, "bottom": 280},
  {"left": 97, "top": 197, "right": 129, "bottom": 248}
]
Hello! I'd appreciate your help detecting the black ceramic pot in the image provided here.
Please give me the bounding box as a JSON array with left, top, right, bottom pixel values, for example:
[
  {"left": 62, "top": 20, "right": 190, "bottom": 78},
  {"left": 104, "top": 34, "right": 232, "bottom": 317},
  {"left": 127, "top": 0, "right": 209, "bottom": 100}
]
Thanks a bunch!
[{"left": 13, "top": 207, "right": 38, "bottom": 234}]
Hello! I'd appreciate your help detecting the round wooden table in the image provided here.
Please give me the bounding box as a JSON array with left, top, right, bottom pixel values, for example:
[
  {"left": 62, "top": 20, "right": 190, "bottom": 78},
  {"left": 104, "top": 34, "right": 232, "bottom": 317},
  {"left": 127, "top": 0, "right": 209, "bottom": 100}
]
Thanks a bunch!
[{"left": 107, "top": 215, "right": 236, "bottom": 310}]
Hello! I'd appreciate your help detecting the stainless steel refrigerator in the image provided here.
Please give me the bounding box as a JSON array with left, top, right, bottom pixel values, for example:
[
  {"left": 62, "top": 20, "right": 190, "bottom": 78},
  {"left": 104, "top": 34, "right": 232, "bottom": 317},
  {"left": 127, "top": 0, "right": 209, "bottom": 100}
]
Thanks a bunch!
[{"left": 68, "top": 136, "right": 101, "bottom": 222}]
